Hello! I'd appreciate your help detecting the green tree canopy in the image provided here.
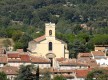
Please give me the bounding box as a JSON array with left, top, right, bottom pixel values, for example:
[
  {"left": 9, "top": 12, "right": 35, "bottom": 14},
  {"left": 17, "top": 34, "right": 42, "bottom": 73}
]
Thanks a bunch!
[
  {"left": 86, "top": 69, "right": 108, "bottom": 80},
  {"left": 53, "top": 75, "right": 66, "bottom": 80},
  {"left": 0, "top": 71, "right": 9, "bottom": 80},
  {"left": 15, "top": 65, "right": 36, "bottom": 80},
  {"left": 92, "top": 34, "right": 108, "bottom": 45}
]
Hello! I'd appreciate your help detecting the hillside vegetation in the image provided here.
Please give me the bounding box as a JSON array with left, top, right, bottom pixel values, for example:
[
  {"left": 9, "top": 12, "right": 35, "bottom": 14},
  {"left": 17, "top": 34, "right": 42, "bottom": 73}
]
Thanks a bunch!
[{"left": 0, "top": 0, "right": 108, "bottom": 57}]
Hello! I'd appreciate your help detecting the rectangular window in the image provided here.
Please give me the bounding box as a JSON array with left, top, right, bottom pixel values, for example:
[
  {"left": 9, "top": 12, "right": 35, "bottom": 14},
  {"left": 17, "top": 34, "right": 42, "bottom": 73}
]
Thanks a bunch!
[{"left": 49, "top": 42, "right": 52, "bottom": 51}]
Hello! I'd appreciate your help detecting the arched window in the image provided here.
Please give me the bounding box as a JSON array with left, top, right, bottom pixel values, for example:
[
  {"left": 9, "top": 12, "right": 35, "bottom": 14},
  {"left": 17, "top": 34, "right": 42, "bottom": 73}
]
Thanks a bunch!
[
  {"left": 49, "top": 42, "right": 52, "bottom": 51},
  {"left": 49, "top": 30, "right": 52, "bottom": 36}
]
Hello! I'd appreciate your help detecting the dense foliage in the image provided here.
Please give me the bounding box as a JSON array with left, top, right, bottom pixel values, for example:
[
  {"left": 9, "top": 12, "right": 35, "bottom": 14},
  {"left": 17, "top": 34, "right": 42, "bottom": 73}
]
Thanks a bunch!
[
  {"left": 0, "top": 71, "right": 9, "bottom": 80},
  {"left": 15, "top": 65, "right": 36, "bottom": 80},
  {"left": 0, "top": 0, "right": 108, "bottom": 57},
  {"left": 40, "top": 71, "right": 51, "bottom": 80},
  {"left": 53, "top": 75, "right": 66, "bottom": 80},
  {"left": 86, "top": 69, "right": 108, "bottom": 80}
]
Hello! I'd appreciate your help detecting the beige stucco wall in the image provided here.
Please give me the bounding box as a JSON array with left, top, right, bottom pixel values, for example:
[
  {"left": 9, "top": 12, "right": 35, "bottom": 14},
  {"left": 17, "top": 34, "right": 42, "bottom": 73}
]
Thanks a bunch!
[
  {"left": 31, "top": 39, "right": 66, "bottom": 58},
  {"left": 65, "top": 53, "right": 69, "bottom": 58}
]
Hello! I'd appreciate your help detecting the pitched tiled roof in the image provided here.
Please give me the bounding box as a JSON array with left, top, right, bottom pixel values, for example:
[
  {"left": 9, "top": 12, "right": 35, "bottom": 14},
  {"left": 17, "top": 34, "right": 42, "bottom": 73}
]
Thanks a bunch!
[
  {"left": 56, "top": 57, "right": 67, "bottom": 62},
  {"left": 20, "top": 54, "right": 30, "bottom": 62},
  {"left": 7, "top": 52, "right": 51, "bottom": 63},
  {"left": 78, "top": 53, "right": 92, "bottom": 58},
  {"left": 91, "top": 51, "right": 105, "bottom": 56},
  {"left": 88, "top": 60, "right": 99, "bottom": 68},
  {"left": 0, "top": 66, "right": 18, "bottom": 75},
  {"left": 30, "top": 56, "right": 51, "bottom": 63},
  {"left": 77, "top": 58, "right": 98, "bottom": 68},
  {"left": 0, "top": 54, "right": 7, "bottom": 63},
  {"left": 59, "top": 59, "right": 77, "bottom": 66},
  {"left": 8, "top": 53, "right": 31, "bottom": 63},
  {"left": 77, "top": 62, "right": 88, "bottom": 66},
  {"left": 76, "top": 69, "right": 91, "bottom": 78},
  {"left": 7, "top": 52, "right": 20, "bottom": 58},
  {"left": 95, "top": 47, "right": 105, "bottom": 51},
  {"left": 34, "top": 35, "right": 46, "bottom": 42},
  {"left": 59, "top": 58, "right": 88, "bottom": 66}
]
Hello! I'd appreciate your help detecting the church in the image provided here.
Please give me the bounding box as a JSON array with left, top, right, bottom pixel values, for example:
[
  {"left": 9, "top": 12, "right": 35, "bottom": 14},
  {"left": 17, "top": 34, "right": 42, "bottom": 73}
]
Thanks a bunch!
[{"left": 28, "top": 23, "right": 69, "bottom": 66}]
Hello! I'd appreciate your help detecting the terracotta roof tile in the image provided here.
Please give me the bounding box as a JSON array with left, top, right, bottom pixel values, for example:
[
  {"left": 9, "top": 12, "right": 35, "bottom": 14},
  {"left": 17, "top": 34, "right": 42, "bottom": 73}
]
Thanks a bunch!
[
  {"left": 7, "top": 53, "right": 20, "bottom": 58},
  {"left": 59, "top": 59, "right": 77, "bottom": 66},
  {"left": 0, "top": 54, "right": 7, "bottom": 63},
  {"left": 78, "top": 53, "right": 92, "bottom": 58},
  {"left": 0, "top": 66, "right": 18, "bottom": 75},
  {"left": 20, "top": 54, "right": 30, "bottom": 62},
  {"left": 34, "top": 35, "right": 46, "bottom": 42},
  {"left": 76, "top": 69, "right": 91, "bottom": 78},
  {"left": 30, "top": 56, "right": 50, "bottom": 63},
  {"left": 88, "top": 60, "right": 99, "bottom": 68},
  {"left": 77, "top": 58, "right": 98, "bottom": 68},
  {"left": 95, "top": 47, "right": 105, "bottom": 51},
  {"left": 60, "top": 58, "right": 88, "bottom": 66},
  {"left": 56, "top": 57, "right": 67, "bottom": 62},
  {"left": 77, "top": 62, "right": 88, "bottom": 66},
  {"left": 7, "top": 52, "right": 31, "bottom": 62},
  {"left": 91, "top": 51, "right": 105, "bottom": 56}
]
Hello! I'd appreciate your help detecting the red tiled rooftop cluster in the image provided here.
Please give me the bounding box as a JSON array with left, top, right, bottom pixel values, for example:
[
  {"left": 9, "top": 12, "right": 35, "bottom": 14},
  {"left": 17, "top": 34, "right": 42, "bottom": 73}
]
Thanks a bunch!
[{"left": 0, "top": 52, "right": 51, "bottom": 63}]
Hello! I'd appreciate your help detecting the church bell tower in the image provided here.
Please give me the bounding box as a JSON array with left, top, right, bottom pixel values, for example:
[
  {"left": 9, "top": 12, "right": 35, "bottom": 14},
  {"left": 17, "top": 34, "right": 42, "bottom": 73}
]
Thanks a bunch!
[{"left": 45, "top": 22, "right": 55, "bottom": 39}]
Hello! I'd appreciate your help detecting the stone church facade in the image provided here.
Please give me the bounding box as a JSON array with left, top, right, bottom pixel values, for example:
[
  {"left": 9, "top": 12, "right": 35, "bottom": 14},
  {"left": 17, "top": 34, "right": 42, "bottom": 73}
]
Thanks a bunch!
[{"left": 28, "top": 23, "right": 69, "bottom": 66}]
